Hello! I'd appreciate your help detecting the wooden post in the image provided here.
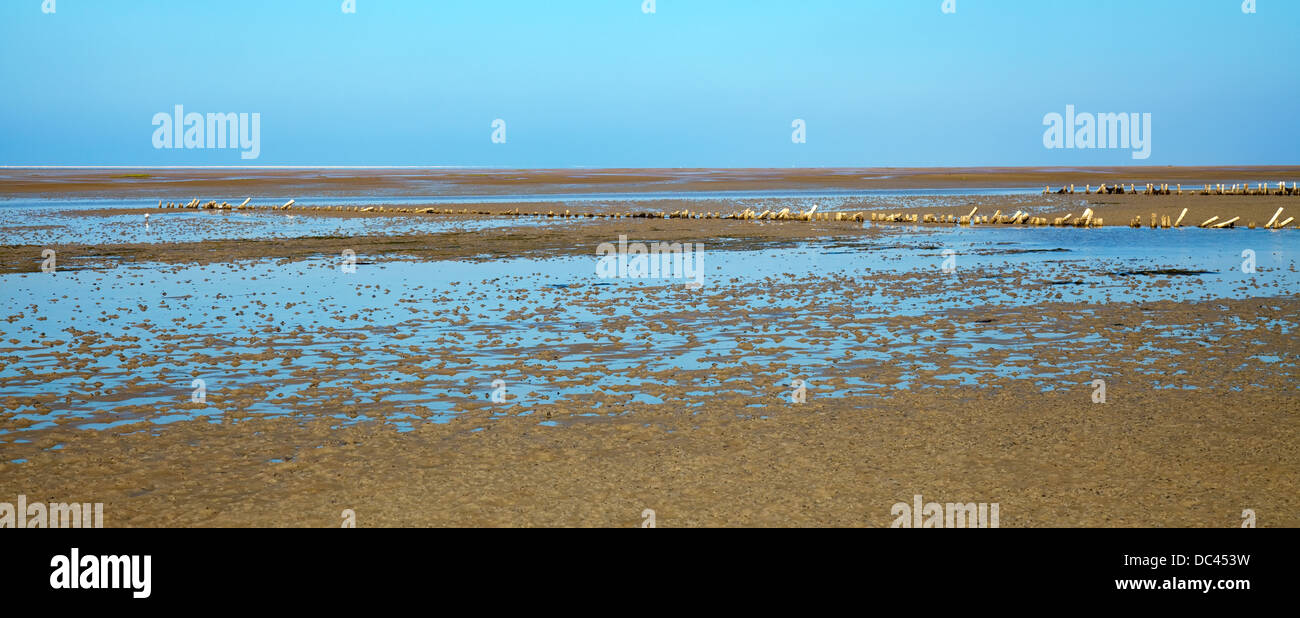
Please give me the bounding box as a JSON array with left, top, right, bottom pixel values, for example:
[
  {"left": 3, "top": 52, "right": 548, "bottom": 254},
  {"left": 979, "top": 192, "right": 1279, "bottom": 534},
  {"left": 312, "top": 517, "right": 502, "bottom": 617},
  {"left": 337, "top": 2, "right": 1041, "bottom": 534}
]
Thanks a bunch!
[
  {"left": 1265, "top": 207, "right": 1284, "bottom": 229},
  {"left": 1212, "top": 216, "right": 1240, "bottom": 228}
]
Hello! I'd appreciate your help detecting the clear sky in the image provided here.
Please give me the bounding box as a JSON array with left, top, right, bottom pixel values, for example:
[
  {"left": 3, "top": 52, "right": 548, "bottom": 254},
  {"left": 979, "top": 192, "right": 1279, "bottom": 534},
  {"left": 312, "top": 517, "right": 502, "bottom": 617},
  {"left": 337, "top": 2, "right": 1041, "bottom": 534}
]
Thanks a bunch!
[{"left": 2, "top": 0, "right": 1296, "bottom": 167}]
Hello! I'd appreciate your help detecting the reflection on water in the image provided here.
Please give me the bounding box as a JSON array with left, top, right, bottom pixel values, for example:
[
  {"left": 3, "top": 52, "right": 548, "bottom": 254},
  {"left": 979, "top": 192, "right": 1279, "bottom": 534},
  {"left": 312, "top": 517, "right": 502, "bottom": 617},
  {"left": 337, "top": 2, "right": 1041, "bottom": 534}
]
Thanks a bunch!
[
  {"left": 0, "top": 205, "right": 579, "bottom": 245},
  {"left": 0, "top": 224, "right": 1293, "bottom": 441}
]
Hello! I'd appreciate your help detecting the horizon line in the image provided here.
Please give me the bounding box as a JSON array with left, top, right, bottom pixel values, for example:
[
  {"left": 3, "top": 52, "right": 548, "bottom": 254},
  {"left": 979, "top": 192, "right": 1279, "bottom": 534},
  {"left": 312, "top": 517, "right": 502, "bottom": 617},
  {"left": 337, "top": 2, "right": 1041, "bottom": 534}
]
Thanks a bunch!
[{"left": 3, "top": 164, "right": 1299, "bottom": 171}]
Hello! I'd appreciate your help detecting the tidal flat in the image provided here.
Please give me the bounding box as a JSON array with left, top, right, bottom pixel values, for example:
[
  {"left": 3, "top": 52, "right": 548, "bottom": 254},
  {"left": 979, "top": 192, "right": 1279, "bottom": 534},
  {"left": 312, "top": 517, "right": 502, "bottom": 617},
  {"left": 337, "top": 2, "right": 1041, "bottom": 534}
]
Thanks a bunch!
[{"left": 1, "top": 168, "right": 1296, "bottom": 527}]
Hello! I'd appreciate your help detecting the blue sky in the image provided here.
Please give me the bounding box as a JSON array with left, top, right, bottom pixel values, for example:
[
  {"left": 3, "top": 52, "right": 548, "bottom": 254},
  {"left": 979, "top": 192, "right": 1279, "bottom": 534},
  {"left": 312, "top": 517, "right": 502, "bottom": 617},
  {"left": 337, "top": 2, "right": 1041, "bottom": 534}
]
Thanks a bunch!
[{"left": 1, "top": 0, "right": 1296, "bottom": 167}]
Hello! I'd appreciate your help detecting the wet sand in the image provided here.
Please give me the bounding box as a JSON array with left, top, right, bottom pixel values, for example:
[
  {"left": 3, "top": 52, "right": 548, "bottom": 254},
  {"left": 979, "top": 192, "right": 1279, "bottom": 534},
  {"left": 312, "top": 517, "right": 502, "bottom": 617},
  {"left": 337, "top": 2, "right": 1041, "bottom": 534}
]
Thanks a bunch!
[
  {"left": 0, "top": 214, "right": 884, "bottom": 273},
  {"left": 1, "top": 169, "right": 1296, "bottom": 528},
  {"left": 2, "top": 192, "right": 1297, "bottom": 274},
  {"left": 4, "top": 298, "right": 1296, "bottom": 527}
]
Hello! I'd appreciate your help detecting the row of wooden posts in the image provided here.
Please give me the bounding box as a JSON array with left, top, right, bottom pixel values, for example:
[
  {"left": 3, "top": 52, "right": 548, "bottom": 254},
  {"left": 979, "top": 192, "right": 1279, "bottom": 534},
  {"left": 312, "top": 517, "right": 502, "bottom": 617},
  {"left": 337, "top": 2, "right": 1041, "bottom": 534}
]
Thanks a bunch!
[
  {"left": 873, "top": 207, "right": 1101, "bottom": 227},
  {"left": 160, "top": 198, "right": 295, "bottom": 210},
  {"left": 157, "top": 198, "right": 1294, "bottom": 230},
  {"left": 1131, "top": 207, "right": 1294, "bottom": 230},
  {"left": 157, "top": 199, "right": 857, "bottom": 221},
  {"left": 1045, "top": 182, "right": 1300, "bottom": 196},
  {"left": 153, "top": 200, "right": 1061, "bottom": 226}
]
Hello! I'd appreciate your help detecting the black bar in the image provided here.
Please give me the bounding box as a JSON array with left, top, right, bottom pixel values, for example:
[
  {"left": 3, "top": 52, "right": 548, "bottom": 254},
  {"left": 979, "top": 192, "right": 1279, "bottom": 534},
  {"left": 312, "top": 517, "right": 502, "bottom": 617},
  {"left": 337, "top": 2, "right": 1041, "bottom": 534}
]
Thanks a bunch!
[{"left": 4, "top": 529, "right": 1289, "bottom": 607}]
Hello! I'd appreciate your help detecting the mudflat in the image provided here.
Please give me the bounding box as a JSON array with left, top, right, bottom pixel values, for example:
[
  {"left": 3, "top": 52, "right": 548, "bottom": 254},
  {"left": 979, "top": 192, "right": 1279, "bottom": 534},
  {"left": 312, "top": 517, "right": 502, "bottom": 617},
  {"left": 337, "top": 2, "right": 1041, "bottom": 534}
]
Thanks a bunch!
[
  {"left": 3, "top": 165, "right": 1300, "bottom": 198},
  {"left": 1, "top": 167, "right": 1296, "bottom": 527}
]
